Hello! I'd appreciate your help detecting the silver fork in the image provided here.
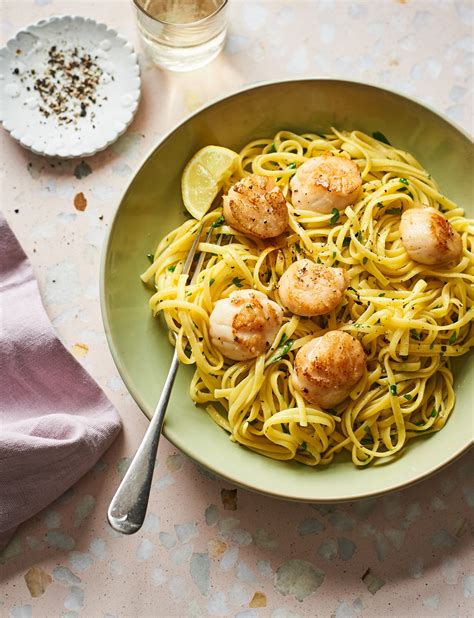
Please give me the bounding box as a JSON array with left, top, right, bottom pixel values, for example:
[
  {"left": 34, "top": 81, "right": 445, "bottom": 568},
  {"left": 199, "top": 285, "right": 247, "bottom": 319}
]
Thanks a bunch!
[{"left": 108, "top": 222, "right": 219, "bottom": 534}]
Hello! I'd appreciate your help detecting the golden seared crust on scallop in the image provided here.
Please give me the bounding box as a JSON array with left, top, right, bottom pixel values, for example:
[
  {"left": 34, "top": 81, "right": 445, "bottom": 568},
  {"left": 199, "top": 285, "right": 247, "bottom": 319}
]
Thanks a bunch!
[
  {"left": 290, "top": 153, "right": 362, "bottom": 214},
  {"left": 278, "top": 259, "right": 349, "bottom": 317},
  {"left": 399, "top": 207, "right": 462, "bottom": 266},
  {"left": 292, "top": 330, "right": 366, "bottom": 408},
  {"left": 223, "top": 174, "right": 289, "bottom": 239},
  {"left": 209, "top": 289, "right": 283, "bottom": 361}
]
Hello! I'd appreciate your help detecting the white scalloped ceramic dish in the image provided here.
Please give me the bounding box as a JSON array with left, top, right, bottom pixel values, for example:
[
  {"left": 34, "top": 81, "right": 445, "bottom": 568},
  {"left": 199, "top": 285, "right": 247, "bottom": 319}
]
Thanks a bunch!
[{"left": 0, "top": 15, "right": 140, "bottom": 158}]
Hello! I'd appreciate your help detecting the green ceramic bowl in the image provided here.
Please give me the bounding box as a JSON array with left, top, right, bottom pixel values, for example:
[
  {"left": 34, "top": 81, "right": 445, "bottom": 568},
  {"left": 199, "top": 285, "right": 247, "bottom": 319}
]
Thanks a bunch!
[{"left": 101, "top": 79, "right": 473, "bottom": 501}]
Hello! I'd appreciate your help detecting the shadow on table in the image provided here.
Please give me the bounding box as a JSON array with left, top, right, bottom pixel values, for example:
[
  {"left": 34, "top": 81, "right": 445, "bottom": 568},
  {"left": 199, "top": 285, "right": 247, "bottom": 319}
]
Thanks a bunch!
[
  {"left": 0, "top": 428, "right": 129, "bottom": 583},
  {"left": 188, "top": 446, "right": 473, "bottom": 597},
  {"left": 1, "top": 433, "right": 472, "bottom": 603}
]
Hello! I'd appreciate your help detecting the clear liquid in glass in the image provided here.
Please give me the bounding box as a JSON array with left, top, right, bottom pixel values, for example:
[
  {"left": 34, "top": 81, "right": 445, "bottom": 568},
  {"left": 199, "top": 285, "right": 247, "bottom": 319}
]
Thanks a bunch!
[
  {"left": 143, "top": 0, "right": 223, "bottom": 24},
  {"left": 135, "top": 0, "right": 228, "bottom": 72}
]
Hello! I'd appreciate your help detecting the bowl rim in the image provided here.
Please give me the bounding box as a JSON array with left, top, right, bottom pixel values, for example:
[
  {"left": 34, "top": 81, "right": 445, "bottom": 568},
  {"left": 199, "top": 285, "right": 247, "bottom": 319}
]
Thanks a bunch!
[{"left": 100, "top": 77, "right": 474, "bottom": 502}]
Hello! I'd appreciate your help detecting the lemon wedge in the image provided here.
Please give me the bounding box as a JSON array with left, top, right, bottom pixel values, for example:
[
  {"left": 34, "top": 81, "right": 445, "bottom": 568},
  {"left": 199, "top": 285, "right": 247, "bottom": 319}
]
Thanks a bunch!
[{"left": 181, "top": 146, "right": 239, "bottom": 220}]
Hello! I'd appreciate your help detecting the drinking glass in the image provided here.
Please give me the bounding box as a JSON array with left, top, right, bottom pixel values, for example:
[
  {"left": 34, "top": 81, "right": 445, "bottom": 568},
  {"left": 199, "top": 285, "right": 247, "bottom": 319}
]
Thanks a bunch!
[{"left": 134, "top": 0, "right": 228, "bottom": 72}]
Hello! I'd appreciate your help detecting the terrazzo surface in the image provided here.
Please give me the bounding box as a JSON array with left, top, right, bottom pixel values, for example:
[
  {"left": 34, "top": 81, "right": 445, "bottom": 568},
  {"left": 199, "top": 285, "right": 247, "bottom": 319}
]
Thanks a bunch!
[{"left": 1, "top": 1, "right": 473, "bottom": 616}]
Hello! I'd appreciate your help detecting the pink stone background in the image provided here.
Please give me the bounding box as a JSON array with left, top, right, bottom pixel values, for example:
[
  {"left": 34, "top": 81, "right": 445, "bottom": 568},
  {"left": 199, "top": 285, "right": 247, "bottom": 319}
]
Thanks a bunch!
[{"left": 1, "top": 1, "right": 473, "bottom": 617}]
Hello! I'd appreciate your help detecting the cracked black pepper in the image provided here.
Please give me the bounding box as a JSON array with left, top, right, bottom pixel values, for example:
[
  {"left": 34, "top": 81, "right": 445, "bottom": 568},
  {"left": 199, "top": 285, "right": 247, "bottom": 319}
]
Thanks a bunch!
[{"left": 25, "top": 45, "right": 106, "bottom": 126}]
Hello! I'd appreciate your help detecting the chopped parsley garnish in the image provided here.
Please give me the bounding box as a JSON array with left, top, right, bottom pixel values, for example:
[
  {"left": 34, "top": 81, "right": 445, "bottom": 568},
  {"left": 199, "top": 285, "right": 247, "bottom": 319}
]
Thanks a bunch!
[
  {"left": 146, "top": 253, "right": 154, "bottom": 263},
  {"left": 356, "top": 231, "right": 362, "bottom": 240},
  {"left": 378, "top": 293, "right": 385, "bottom": 297},
  {"left": 372, "top": 131, "right": 391, "bottom": 145},
  {"left": 299, "top": 441, "right": 307, "bottom": 452},
  {"left": 361, "top": 438, "right": 373, "bottom": 445},
  {"left": 390, "top": 384, "right": 398, "bottom": 396},
  {"left": 330, "top": 208, "right": 340, "bottom": 226},
  {"left": 327, "top": 408, "right": 338, "bottom": 415},
  {"left": 362, "top": 256, "right": 368, "bottom": 264},
  {"left": 342, "top": 237, "right": 351, "bottom": 247},
  {"left": 403, "top": 394, "right": 413, "bottom": 400},
  {"left": 212, "top": 215, "right": 225, "bottom": 228},
  {"left": 268, "top": 335, "right": 294, "bottom": 365},
  {"left": 294, "top": 243, "right": 302, "bottom": 253},
  {"left": 316, "top": 256, "right": 322, "bottom": 264},
  {"left": 386, "top": 208, "right": 402, "bottom": 215},
  {"left": 209, "top": 278, "right": 215, "bottom": 286},
  {"left": 288, "top": 162, "right": 297, "bottom": 170},
  {"left": 431, "top": 407, "right": 438, "bottom": 418},
  {"left": 448, "top": 332, "right": 457, "bottom": 345},
  {"left": 410, "top": 329, "right": 421, "bottom": 341},
  {"left": 168, "top": 265, "right": 176, "bottom": 272},
  {"left": 377, "top": 202, "right": 385, "bottom": 208},
  {"left": 269, "top": 143, "right": 277, "bottom": 153},
  {"left": 332, "top": 251, "right": 336, "bottom": 258},
  {"left": 232, "top": 277, "right": 244, "bottom": 288},
  {"left": 399, "top": 177, "right": 409, "bottom": 185}
]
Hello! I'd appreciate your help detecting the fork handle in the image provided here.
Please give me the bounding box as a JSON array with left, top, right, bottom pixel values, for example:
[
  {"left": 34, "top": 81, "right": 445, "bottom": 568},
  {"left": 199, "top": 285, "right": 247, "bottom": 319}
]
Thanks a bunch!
[{"left": 107, "top": 351, "right": 179, "bottom": 534}]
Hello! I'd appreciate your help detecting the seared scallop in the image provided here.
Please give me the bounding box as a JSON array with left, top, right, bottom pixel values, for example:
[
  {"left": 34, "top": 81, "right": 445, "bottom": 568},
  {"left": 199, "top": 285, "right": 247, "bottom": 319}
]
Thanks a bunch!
[
  {"left": 292, "top": 331, "right": 366, "bottom": 408},
  {"left": 279, "top": 259, "right": 349, "bottom": 317},
  {"left": 209, "top": 289, "right": 283, "bottom": 361},
  {"left": 223, "top": 174, "right": 289, "bottom": 239},
  {"left": 290, "top": 153, "right": 362, "bottom": 213},
  {"left": 399, "top": 207, "right": 462, "bottom": 265}
]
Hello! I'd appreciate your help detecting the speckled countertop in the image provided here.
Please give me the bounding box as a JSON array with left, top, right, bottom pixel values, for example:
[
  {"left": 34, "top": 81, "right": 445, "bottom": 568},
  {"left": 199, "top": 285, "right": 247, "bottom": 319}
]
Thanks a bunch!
[{"left": 1, "top": 1, "right": 473, "bottom": 616}]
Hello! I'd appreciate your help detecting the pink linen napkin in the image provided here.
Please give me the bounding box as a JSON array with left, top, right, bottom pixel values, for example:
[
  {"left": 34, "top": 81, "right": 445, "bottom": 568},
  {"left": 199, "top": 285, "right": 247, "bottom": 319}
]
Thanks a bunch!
[{"left": 0, "top": 211, "right": 121, "bottom": 551}]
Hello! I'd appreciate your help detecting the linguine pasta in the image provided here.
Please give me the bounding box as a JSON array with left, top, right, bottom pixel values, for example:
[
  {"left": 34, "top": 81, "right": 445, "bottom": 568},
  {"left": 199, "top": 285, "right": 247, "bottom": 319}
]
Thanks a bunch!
[{"left": 141, "top": 129, "right": 474, "bottom": 467}]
